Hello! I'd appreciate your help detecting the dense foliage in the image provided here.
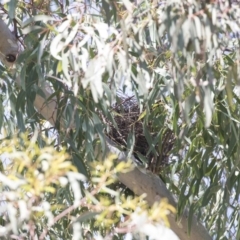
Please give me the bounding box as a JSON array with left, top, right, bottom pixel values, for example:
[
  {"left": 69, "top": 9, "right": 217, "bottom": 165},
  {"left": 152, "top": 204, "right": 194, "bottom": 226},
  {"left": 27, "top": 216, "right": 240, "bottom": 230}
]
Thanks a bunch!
[
  {"left": 0, "top": 134, "right": 176, "bottom": 239},
  {"left": 0, "top": 0, "right": 240, "bottom": 239}
]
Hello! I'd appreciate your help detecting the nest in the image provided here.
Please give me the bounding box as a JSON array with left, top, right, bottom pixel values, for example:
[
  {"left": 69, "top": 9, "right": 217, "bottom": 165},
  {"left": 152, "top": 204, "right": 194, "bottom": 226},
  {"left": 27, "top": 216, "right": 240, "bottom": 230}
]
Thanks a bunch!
[{"left": 105, "top": 92, "right": 175, "bottom": 174}]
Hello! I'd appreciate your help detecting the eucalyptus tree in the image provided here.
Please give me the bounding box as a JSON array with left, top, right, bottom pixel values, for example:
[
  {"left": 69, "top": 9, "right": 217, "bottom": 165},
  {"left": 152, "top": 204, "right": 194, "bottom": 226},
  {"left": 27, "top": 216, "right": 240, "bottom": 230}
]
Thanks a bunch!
[{"left": 0, "top": 0, "right": 240, "bottom": 239}]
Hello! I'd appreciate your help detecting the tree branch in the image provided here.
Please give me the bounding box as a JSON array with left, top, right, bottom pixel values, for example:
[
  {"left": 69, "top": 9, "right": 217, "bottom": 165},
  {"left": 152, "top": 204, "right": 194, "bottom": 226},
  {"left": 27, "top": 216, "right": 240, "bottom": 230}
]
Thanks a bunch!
[
  {"left": 106, "top": 137, "right": 212, "bottom": 240},
  {"left": 0, "top": 18, "right": 18, "bottom": 67}
]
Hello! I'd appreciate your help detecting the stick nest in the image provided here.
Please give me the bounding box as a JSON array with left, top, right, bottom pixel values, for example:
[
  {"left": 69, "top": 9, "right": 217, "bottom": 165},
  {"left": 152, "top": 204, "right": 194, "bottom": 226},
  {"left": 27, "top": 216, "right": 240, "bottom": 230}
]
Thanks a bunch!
[{"left": 105, "top": 93, "right": 175, "bottom": 174}]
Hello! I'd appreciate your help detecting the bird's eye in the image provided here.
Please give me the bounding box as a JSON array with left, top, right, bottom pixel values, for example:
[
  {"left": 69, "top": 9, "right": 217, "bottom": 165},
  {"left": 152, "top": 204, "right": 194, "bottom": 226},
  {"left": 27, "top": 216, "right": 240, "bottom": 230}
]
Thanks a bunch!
[{"left": 6, "top": 54, "right": 16, "bottom": 63}]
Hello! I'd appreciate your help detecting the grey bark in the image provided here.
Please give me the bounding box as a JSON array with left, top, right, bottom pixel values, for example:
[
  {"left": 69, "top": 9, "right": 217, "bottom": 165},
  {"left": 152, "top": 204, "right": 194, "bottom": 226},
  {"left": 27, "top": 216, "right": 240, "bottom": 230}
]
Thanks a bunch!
[
  {"left": 0, "top": 18, "right": 58, "bottom": 125},
  {"left": 0, "top": 18, "right": 18, "bottom": 68},
  {"left": 0, "top": 17, "right": 212, "bottom": 240}
]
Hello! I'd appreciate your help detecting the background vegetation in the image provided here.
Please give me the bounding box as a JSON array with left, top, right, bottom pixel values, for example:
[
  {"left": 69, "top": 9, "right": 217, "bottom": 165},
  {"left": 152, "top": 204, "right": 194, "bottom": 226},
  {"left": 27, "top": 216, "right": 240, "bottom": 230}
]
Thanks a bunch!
[{"left": 0, "top": 0, "right": 240, "bottom": 239}]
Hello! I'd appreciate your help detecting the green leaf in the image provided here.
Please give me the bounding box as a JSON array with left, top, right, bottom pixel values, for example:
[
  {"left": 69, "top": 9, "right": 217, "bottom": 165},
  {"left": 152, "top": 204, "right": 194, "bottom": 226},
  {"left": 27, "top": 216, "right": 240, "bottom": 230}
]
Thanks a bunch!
[
  {"left": 188, "top": 204, "right": 195, "bottom": 235},
  {"left": 73, "top": 211, "right": 100, "bottom": 223},
  {"left": 127, "top": 131, "right": 135, "bottom": 157},
  {"left": 7, "top": 0, "right": 17, "bottom": 19},
  {"left": 203, "top": 85, "right": 213, "bottom": 128},
  {"left": 0, "top": 97, "right": 3, "bottom": 130}
]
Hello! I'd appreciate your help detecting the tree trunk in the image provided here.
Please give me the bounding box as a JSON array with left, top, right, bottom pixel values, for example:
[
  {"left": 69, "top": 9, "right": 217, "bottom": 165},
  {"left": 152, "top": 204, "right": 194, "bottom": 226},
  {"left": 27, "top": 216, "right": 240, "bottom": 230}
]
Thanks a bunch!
[{"left": 0, "top": 18, "right": 212, "bottom": 240}]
